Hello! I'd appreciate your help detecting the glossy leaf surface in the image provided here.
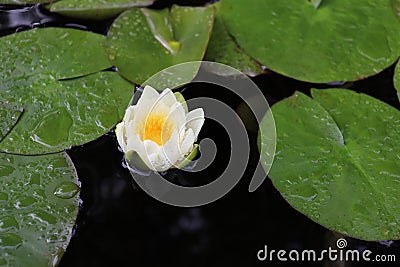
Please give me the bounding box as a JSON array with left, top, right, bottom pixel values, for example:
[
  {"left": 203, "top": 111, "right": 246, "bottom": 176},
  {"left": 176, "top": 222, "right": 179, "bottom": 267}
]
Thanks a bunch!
[
  {"left": 221, "top": 0, "right": 400, "bottom": 83},
  {"left": 260, "top": 89, "right": 400, "bottom": 240}
]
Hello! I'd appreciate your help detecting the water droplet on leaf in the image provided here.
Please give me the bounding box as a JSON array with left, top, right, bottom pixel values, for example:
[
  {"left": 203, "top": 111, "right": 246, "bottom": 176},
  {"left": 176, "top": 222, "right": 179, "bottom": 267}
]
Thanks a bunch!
[{"left": 53, "top": 182, "right": 79, "bottom": 199}]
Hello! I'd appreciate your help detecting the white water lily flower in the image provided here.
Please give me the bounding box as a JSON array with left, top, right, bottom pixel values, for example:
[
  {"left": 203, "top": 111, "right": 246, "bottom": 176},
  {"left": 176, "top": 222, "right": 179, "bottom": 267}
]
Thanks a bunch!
[{"left": 116, "top": 85, "right": 204, "bottom": 172}]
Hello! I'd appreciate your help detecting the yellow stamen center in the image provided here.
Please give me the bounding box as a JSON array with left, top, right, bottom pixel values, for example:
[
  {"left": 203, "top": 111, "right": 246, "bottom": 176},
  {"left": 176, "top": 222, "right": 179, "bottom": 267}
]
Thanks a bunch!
[{"left": 138, "top": 113, "right": 175, "bottom": 146}]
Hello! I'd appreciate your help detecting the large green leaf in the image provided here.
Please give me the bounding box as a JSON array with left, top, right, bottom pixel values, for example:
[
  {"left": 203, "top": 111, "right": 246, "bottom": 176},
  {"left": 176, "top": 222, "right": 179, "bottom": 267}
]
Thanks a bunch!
[
  {"left": 0, "top": 28, "right": 111, "bottom": 82},
  {"left": 259, "top": 89, "right": 400, "bottom": 240},
  {"left": 0, "top": 72, "right": 133, "bottom": 155},
  {"left": 106, "top": 5, "right": 215, "bottom": 84},
  {"left": 0, "top": 27, "right": 132, "bottom": 154},
  {"left": 221, "top": 0, "right": 400, "bottom": 83},
  {"left": 204, "top": 4, "right": 264, "bottom": 77},
  {"left": 0, "top": 0, "right": 52, "bottom": 4},
  {"left": 49, "top": 0, "right": 153, "bottom": 20},
  {"left": 0, "top": 152, "right": 79, "bottom": 266},
  {"left": 0, "top": 103, "right": 22, "bottom": 142}
]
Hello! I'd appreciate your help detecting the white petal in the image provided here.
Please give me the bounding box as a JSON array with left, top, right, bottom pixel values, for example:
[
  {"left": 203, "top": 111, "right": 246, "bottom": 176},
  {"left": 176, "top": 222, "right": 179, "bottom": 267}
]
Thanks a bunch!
[
  {"left": 133, "top": 97, "right": 169, "bottom": 126},
  {"left": 179, "top": 128, "right": 195, "bottom": 156},
  {"left": 123, "top": 106, "right": 135, "bottom": 123},
  {"left": 125, "top": 119, "right": 136, "bottom": 145},
  {"left": 143, "top": 139, "right": 161, "bottom": 155},
  {"left": 115, "top": 122, "right": 127, "bottom": 152},
  {"left": 134, "top": 139, "right": 162, "bottom": 171},
  {"left": 158, "top": 89, "right": 177, "bottom": 107},
  {"left": 168, "top": 102, "right": 186, "bottom": 129},
  {"left": 139, "top": 130, "right": 181, "bottom": 171},
  {"left": 136, "top": 85, "right": 160, "bottom": 107},
  {"left": 185, "top": 108, "right": 205, "bottom": 139},
  {"left": 132, "top": 101, "right": 155, "bottom": 128},
  {"left": 161, "top": 130, "right": 181, "bottom": 165},
  {"left": 126, "top": 133, "right": 142, "bottom": 152},
  {"left": 148, "top": 153, "right": 173, "bottom": 172}
]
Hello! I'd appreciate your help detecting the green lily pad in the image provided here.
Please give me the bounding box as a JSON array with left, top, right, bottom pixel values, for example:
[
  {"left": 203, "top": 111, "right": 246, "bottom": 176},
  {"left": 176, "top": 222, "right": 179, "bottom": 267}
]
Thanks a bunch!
[
  {"left": 0, "top": 103, "right": 22, "bottom": 142},
  {"left": 260, "top": 89, "right": 400, "bottom": 240},
  {"left": 0, "top": 72, "right": 133, "bottom": 155},
  {"left": 221, "top": 0, "right": 400, "bottom": 83},
  {"left": 106, "top": 5, "right": 215, "bottom": 84},
  {"left": 0, "top": 0, "right": 52, "bottom": 4},
  {"left": 0, "top": 28, "right": 111, "bottom": 82},
  {"left": 204, "top": 4, "right": 263, "bottom": 76},
  {"left": 393, "top": 59, "right": 400, "bottom": 100},
  {"left": 0, "top": 27, "right": 131, "bottom": 154},
  {"left": 49, "top": 0, "right": 153, "bottom": 20},
  {"left": 0, "top": 152, "right": 79, "bottom": 266}
]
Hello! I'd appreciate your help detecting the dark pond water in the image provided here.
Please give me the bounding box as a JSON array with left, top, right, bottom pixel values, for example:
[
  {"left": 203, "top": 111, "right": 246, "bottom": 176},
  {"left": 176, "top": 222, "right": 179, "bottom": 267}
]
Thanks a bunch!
[{"left": 1, "top": 1, "right": 400, "bottom": 266}]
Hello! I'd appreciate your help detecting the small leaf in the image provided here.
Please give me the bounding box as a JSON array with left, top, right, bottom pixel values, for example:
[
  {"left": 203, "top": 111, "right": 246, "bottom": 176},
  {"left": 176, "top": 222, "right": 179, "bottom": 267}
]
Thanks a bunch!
[
  {"left": 106, "top": 5, "right": 215, "bottom": 85},
  {"left": 0, "top": 152, "right": 79, "bottom": 266},
  {"left": 49, "top": 0, "right": 153, "bottom": 20},
  {"left": 260, "top": 89, "right": 400, "bottom": 240}
]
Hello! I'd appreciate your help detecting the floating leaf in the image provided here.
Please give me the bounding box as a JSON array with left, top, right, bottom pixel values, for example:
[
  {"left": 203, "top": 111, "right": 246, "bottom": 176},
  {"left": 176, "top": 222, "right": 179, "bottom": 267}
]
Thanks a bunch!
[
  {"left": 204, "top": 4, "right": 264, "bottom": 77},
  {"left": 0, "top": 28, "right": 111, "bottom": 82},
  {"left": 0, "top": 152, "right": 79, "bottom": 266},
  {"left": 221, "top": 0, "right": 400, "bottom": 83},
  {"left": 0, "top": 72, "right": 133, "bottom": 155},
  {"left": 49, "top": 0, "right": 153, "bottom": 20},
  {"left": 0, "top": 103, "right": 22, "bottom": 142},
  {"left": 0, "top": 27, "right": 132, "bottom": 154},
  {"left": 259, "top": 89, "right": 400, "bottom": 240},
  {"left": 106, "top": 5, "right": 215, "bottom": 84},
  {"left": 0, "top": 0, "right": 52, "bottom": 4}
]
